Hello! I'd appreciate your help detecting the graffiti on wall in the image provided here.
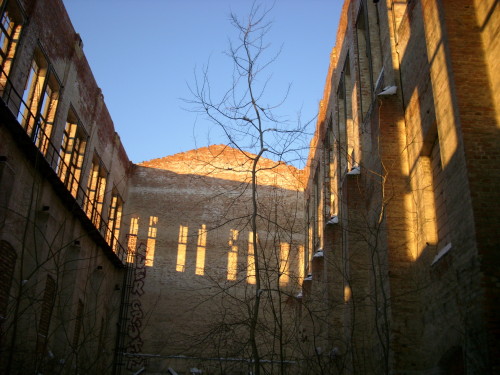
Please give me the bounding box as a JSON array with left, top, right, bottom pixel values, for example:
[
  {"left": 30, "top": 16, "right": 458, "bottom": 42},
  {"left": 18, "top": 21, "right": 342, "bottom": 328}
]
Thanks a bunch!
[{"left": 126, "top": 241, "right": 147, "bottom": 370}]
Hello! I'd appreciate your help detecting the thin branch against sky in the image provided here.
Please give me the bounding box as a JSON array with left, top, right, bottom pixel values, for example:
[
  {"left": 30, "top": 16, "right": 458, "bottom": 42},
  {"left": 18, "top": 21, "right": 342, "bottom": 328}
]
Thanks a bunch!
[{"left": 62, "top": 0, "right": 343, "bottom": 168}]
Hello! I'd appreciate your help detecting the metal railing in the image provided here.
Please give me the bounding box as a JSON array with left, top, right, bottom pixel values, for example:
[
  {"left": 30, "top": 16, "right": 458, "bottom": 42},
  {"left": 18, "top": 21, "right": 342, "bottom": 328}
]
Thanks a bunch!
[{"left": 1, "top": 69, "right": 127, "bottom": 264}]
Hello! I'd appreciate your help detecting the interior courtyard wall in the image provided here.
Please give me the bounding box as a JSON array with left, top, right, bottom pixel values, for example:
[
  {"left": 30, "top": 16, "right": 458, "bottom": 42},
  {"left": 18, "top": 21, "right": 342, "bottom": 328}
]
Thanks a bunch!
[
  {"left": 124, "top": 145, "right": 305, "bottom": 373},
  {"left": 303, "top": 0, "right": 499, "bottom": 374},
  {"left": 0, "top": 0, "right": 131, "bottom": 372}
]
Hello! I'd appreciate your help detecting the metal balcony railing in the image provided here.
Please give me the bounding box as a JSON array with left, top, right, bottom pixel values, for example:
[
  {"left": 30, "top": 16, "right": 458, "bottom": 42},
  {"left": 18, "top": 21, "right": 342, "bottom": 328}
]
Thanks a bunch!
[{"left": 1, "top": 69, "right": 127, "bottom": 265}]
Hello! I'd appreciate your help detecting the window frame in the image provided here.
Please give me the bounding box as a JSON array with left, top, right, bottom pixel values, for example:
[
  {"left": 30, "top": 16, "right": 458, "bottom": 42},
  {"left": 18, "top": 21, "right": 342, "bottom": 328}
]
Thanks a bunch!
[
  {"left": 84, "top": 154, "right": 108, "bottom": 228},
  {"left": 0, "top": 0, "right": 25, "bottom": 90},
  {"left": 106, "top": 191, "right": 123, "bottom": 252},
  {"left": 18, "top": 48, "right": 61, "bottom": 156},
  {"left": 58, "top": 108, "right": 88, "bottom": 198}
]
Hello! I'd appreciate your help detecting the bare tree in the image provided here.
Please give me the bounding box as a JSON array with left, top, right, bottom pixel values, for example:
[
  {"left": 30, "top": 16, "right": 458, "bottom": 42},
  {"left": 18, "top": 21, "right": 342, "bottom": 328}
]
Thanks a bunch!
[{"left": 185, "top": 3, "right": 311, "bottom": 374}]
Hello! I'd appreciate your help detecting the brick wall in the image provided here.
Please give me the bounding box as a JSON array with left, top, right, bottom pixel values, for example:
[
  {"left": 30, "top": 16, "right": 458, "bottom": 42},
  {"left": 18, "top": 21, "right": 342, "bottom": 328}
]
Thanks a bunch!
[
  {"left": 124, "top": 145, "right": 304, "bottom": 373},
  {"left": 303, "top": 0, "right": 498, "bottom": 373},
  {"left": 0, "top": 0, "right": 129, "bottom": 372}
]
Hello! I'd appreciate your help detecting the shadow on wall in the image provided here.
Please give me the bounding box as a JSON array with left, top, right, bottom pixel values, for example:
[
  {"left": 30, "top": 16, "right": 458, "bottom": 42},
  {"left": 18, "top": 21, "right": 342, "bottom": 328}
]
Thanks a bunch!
[{"left": 124, "top": 163, "right": 305, "bottom": 287}]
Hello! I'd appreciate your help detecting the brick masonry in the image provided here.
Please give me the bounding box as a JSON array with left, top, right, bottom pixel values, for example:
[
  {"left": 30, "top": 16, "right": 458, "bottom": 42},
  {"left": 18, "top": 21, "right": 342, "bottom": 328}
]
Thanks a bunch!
[
  {"left": 304, "top": 0, "right": 499, "bottom": 374},
  {"left": 123, "top": 145, "right": 305, "bottom": 373}
]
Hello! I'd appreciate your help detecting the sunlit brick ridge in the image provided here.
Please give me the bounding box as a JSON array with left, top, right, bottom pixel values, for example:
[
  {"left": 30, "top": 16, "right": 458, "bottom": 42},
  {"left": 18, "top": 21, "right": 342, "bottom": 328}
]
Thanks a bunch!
[{"left": 139, "top": 144, "right": 305, "bottom": 191}]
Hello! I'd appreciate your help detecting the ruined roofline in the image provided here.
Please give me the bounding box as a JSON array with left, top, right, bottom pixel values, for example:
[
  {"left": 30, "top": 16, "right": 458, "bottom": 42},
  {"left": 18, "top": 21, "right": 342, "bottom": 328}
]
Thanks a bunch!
[
  {"left": 137, "top": 144, "right": 305, "bottom": 191},
  {"left": 304, "top": 0, "right": 350, "bottom": 185}
]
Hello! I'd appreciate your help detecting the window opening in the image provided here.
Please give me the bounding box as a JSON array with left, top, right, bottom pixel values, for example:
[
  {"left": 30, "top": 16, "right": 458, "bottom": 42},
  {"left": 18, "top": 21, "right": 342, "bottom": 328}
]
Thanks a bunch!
[
  {"left": 72, "top": 299, "right": 84, "bottom": 351},
  {"left": 19, "top": 58, "right": 44, "bottom": 134},
  {"left": 298, "top": 244, "right": 305, "bottom": 284},
  {"left": 0, "top": 0, "right": 23, "bottom": 90},
  {"left": 338, "top": 57, "right": 357, "bottom": 172},
  {"left": 430, "top": 138, "right": 450, "bottom": 249},
  {"left": 127, "top": 217, "right": 139, "bottom": 263},
  {"left": 227, "top": 229, "right": 239, "bottom": 281},
  {"left": 36, "top": 275, "right": 55, "bottom": 354},
  {"left": 84, "top": 155, "right": 107, "bottom": 228},
  {"left": 356, "top": 1, "right": 383, "bottom": 119},
  {"left": 422, "top": 131, "right": 451, "bottom": 253},
  {"left": 324, "top": 118, "right": 339, "bottom": 218},
  {"left": 356, "top": 3, "right": 373, "bottom": 119},
  {"left": 307, "top": 208, "right": 313, "bottom": 273},
  {"left": 313, "top": 167, "right": 321, "bottom": 249},
  {"left": 279, "top": 242, "right": 290, "bottom": 286},
  {"left": 0, "top": 241, "right": 16, "bottom": 334},
  {"left": 35, "top": 73, "right": 59, "bottom": 154},
  {"left": 58, "top": 109, "right": 87, "bottom": 198},
  {"left": 176, "top": 225, "right": 188, "bottom": 272},
  {"left": 106, "top": 192, "right": 123, "bottom": 253},
  {"left": 337, "top": 73, "right": 347, "bottom": 176},
  {"left": 195, "top": 225, "right": 207, "bottom": 275},
  {"left": 18, "top": 50, "right": 60, "bottom": 156},
  {"left": 305, "top": 200, "right": 309, "bottom": 254},
  {"left": 146, "top": 216, "right": 158, "bottom": 267},
  {"left": 247, "top": 231, "right": 256, "bottom": 284}
]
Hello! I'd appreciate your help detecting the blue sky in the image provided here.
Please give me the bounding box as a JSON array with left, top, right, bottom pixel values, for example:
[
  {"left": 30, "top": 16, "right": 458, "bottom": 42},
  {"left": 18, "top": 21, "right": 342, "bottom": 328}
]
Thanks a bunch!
[{"left": 62, "top": 0, "right": 342, "bottom": 167}]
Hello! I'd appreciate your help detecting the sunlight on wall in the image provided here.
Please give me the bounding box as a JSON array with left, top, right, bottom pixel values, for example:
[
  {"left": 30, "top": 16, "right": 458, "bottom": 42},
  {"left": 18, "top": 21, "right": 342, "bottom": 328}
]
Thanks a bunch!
[
  {"left": 127, "top": 217, "right": 139, "bottom": 263},
  {"left": 146, "top": 216, "right": 158, "bottom": 267},
  {"left": 395, "top": 117, "right": 419, "bottom": 261},
  {"left": 421, "top": 157, "right": 438, "bottom": 247},
  {"left": 298, "top": 245, "right": 305, "bottom": 284},
  {"left": 347, "top": 85, "right": 359, "bottom": 169},
  {"left": 405, "top": 192, "right": 419, "bottom": 261},
  {"left": 308, "top": 226, "right": 313, "bottom": 272},
  {"left": 247, "top": 232, "right": 256, "bottom": 284},
  {"left": 279, "top": 242, "right": 290, "bottom": 286},
  {"left": 329, "top": 153, "right": 338, "bottom": 216},
  {"left": 227, "top": 229, "right": 239, "bottom": 281},
  {"left": 424, "top": 3, "right": 459, "bottom": 168},
  {"left": 344, "top": 285, "right": 351, "bottom": 303},
  {"left": 176, "top": 225, "right": 188, "bottom": 272},
  {"left": 474, "top": 0, "right": 500, "bottom": 129},
  {"left": 195, "top": 225, "right": 207, "bottom": 276}
]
